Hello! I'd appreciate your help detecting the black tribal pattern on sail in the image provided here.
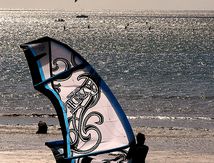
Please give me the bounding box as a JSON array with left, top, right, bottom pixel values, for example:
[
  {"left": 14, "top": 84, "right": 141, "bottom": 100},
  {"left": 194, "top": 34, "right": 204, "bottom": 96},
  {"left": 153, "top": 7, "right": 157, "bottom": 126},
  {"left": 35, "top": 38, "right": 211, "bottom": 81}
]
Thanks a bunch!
[{"left": 51, "top": 56, "right": 104, "bottom": 154}]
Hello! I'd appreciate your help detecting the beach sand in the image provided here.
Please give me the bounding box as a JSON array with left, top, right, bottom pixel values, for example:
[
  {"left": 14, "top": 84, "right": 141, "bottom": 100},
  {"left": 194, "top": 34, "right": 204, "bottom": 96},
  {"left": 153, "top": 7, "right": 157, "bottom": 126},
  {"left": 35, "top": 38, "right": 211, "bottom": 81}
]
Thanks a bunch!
[{"left": 0, "top": 125, "right": 214, "bottom": 163}]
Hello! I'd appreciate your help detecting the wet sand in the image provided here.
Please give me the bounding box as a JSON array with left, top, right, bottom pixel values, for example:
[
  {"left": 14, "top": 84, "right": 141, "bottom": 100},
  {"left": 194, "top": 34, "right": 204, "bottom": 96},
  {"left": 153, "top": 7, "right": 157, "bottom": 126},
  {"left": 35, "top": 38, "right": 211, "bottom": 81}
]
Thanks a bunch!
[
  {"left": 0, "top": 125, "right": 214, "bottom": 162},
  {"left": 140, "top": 127, "right": 214, "bottom": 163}
]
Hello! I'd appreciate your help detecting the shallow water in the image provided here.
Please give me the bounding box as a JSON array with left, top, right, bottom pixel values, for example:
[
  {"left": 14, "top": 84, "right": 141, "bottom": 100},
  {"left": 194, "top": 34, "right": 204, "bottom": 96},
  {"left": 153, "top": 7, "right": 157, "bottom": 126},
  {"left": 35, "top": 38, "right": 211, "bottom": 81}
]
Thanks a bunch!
[{"left": 0, "top": 10, "right": 214, "bottom": 129}]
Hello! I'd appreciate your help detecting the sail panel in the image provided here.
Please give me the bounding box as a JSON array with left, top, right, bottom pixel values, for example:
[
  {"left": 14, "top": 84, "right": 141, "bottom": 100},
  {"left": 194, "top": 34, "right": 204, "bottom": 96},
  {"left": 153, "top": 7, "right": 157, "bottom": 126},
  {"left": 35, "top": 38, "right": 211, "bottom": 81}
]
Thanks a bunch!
[{"left": 20, "top": 37, "right": 135, "bottom": 159}]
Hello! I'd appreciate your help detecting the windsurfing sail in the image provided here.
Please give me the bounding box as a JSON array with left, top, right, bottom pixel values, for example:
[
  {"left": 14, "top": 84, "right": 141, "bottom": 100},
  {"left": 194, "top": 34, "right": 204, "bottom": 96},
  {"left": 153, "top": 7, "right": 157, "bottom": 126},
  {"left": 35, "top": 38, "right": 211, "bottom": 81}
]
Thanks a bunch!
[{"left": 20, "top": 37, "right": 135, "bottom": 162}]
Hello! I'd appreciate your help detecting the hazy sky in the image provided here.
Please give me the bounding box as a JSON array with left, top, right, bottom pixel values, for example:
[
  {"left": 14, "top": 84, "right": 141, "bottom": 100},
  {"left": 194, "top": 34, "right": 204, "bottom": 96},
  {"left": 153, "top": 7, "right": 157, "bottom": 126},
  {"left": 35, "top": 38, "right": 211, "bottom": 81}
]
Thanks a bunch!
[{"left": 1, "top": 0, "right": 214, "bottom": 10}]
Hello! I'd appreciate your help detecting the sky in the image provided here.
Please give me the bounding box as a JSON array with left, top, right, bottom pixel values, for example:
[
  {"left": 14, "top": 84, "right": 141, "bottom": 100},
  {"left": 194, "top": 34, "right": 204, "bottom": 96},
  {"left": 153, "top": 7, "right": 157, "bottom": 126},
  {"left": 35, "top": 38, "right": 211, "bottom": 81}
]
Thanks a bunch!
[{"left": 0, "top": 0, "right": 214, "bottom": 10}]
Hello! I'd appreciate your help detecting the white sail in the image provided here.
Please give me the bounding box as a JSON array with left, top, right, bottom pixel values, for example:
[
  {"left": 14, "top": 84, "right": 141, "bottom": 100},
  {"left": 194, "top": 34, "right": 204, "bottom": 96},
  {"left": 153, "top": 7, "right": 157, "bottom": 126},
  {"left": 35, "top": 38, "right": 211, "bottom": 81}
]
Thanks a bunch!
[{"left": 20, "top": 37, "right": 135, "bottom": 161}]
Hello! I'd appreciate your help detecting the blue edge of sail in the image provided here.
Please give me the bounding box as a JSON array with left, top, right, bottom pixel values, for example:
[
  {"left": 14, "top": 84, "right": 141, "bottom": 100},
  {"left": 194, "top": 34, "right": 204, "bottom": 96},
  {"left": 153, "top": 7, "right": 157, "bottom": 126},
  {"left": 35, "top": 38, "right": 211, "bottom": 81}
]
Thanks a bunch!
[{"left": 20, "top": 37, "right": 135, "bottom": 162}]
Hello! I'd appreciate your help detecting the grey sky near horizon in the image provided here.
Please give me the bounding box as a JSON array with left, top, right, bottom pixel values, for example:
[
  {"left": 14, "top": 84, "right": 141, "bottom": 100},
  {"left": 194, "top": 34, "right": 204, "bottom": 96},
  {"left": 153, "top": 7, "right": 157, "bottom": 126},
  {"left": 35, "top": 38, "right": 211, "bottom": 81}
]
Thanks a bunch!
[{"left": 0, "top": 0, "right": 214, "bottom": 10}]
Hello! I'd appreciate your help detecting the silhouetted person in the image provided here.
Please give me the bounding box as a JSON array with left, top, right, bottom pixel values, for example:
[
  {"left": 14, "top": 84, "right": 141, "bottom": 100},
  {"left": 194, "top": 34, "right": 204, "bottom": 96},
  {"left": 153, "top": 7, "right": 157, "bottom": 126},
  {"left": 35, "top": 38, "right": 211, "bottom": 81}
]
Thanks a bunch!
[
  {"left": 81, "top": 156, "right": 93, "bottom": 163},
  {"left": 125, "top": 23, "right": 129, "bottom": 29},
  {"left": 127, "top": 133, "right": 149, "bottom": 163},
  {"left": 36, "top": 121, "right": 48, "bottom": 134}
]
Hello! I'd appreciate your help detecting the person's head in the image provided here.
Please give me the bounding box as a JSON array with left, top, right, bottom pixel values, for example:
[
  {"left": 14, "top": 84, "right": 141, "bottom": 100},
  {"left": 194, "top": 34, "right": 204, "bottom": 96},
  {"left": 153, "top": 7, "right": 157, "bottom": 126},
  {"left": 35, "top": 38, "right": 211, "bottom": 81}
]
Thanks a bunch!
[{"left": 136, "top": 133, "right": 145, "bottom": 144}]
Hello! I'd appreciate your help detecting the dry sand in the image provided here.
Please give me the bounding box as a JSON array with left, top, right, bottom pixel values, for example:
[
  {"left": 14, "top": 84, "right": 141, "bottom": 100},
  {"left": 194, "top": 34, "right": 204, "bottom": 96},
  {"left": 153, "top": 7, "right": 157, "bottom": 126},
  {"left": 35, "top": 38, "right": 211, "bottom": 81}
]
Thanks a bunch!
[{"left": 0, "top": 125, "right": 214, "bottom": 163}]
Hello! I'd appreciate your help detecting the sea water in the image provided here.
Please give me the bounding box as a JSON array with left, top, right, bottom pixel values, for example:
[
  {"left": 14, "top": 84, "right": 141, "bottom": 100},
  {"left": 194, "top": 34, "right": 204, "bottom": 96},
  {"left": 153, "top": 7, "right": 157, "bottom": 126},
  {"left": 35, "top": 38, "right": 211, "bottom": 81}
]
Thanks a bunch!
[{"left": 0, "top": 10, "right": 214, "bottom": 129}]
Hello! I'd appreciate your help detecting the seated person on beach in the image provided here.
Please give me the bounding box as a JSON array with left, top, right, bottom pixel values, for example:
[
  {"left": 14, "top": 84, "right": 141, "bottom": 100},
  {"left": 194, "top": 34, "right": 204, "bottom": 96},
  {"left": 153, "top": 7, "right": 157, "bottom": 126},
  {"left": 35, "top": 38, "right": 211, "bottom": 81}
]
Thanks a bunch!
[{"left": 126, "top": 133, "right": 149, "bottom": 163}]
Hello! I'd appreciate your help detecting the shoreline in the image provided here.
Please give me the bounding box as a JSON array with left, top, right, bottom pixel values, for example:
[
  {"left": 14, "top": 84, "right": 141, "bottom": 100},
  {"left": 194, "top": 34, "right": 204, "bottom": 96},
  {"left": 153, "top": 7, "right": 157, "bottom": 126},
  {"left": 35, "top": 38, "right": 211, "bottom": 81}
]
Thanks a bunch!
[
  {"left": 0, "top": 123, "right": 213, "bottom": 136},
  {"left": 0, "top": 125, "right": 214, "bottom": 162},
  {"left": 1, "top": 113, "right": 214, "bottom": 131}
]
